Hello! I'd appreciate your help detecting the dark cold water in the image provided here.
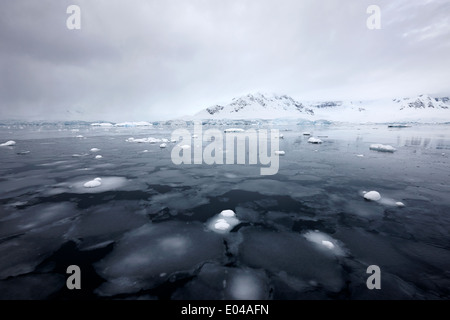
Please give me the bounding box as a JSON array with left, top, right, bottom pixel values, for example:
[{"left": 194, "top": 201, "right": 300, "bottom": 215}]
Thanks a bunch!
[{"left": 0, "top": 122, "right": 449, "bottom": 300}]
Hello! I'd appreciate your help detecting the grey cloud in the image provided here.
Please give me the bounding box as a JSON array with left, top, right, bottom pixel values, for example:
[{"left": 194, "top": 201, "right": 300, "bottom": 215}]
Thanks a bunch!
[{"left": 0, "top": 0, "right": 449, "bottom": 121}]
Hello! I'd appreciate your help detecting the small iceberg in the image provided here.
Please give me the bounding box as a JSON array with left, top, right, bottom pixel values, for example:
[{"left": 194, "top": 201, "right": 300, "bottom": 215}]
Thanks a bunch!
[
  {"left": 126, "top": 137, "right": 162, "bottom": 144},
  {"left": 207, "top": 209, "right": 240, "bottom": 234},
  {"left": 95, "top": 155, "right": 103, "bottom": 159},
  {"left": 83, "top": 177, "right": 102, "bottom": 188},
  {"left": 388, "top": 124, "right": 411, "bottom": 128},
  {"left": 160, "top": 143, "right": 167, "bottom": 148},
  {"left": 0, "top": 140, "right": 16, "bottom": 147},
  {"left": 274, "top": 151, "right": 285, "bottom": 155},
  {"left": 308, "top": 137, "right": 323, "bottom": 144},
  {"left": 17, "top": 150, "right": 30, "bottom": 155},
  {"left": 363, "top": 191, "right": 381, "bottom": 201},
  {"left": 224, "top": 128, "right": 244, "bottom": 133},
  {"left": 115, "top": 121, "right": 152, "bottom": 127},
  {"left": 90, "top": 148, "right": 101, "bottom": 152},
  {"left": 91, "top": 123, "right": 113, "bottom": 127},
  {"left": 356, "top": 154, "right": 364, "bottom": 157},
  {"left": 75, "top": 135, "right": 84, "bottom": 138},
  {"left": 179, "top": 145, "right": 191, "bottom": 150},
  {"left": 396, "top": 202, "right": 405, "bottom": 207},
  {"left": 369, "top": 144, "right": 396, "bottom": 153},
  {"left": 304, "top": 231, "right": 346, "bottom": 256}
]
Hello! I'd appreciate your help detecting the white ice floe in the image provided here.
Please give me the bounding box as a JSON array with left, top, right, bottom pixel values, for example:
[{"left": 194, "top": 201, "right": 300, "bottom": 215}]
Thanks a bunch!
[
  {"left": 179, "top": 144, "right": 191, "bottom": 150},
  {"left": 274, "top": 151, "right": 285, "bottom": 156},
  {"left": 160, "top": 143, "right": 167, "bottom": 148},
  {"left": 95, "top": 155, "right": 103, "bottom": 159},
  {"left": 369, "top": 144, "right": 396, "bottom": 153},
  {"left": 0, "top": 140, "right": 16, "bottom": 147},
  {"left": 207, "top": 209, "right": 240, "bottom": 234},
  {"left": 304, "top": 231, "right": 345, "bottom": 256},
  {"left": 75, "top": 135, "right": 84, "bottom": 138},
  {"left": 356, "top": 154, "right": 364, "bottom": 157},
  {"left": 224, "top": 128, "right": 244, "bottom": 133},
  {"left": 126, "top": 137, "right": 162, "bottom": 144},
  {"left": 91, "top": 122, "right": 113, "bottom": 127},
  {"left": 363, "top": 191, "right": 381, "bottom": 201},
  {"left": 94, "top": 222, "right": 223, "bottom": 296},
  {"left": 83, "top": 177, "right": 102, "bottom": 188},
  {"left": 90, "top": 148, "right": 101, "bottom": 152},
  {"left": 396, "top": 202, "right": 405, "bottom": 207},
  {"left": 115, "top": 121, "right": 152, "bottom": 127},
  {"left": 308, "top": 137, "right": 323, "bottom": 144}
]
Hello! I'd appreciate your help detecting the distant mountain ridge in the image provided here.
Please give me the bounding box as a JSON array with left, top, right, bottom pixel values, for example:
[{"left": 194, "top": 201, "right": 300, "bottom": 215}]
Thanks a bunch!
[{"left": 193, "top": 93, "right": 450, "bottom": 123}]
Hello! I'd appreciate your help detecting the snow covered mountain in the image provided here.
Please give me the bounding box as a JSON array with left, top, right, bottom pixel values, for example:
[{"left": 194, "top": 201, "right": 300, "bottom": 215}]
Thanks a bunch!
[{"left": 193, "top": 93, "right": 450, "bottom": 123}]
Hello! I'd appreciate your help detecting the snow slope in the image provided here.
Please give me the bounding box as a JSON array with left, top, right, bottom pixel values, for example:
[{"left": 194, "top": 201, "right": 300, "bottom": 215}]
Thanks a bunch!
[{"left": 192, "top": 93, "right": 450, "bottom": 123}]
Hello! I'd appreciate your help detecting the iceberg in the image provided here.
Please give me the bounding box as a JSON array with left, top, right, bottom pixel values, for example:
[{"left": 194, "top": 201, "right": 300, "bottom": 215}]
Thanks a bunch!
[
  {"left": 207, "top": 209, "right": 240, "bottom": 234},
  {"left": 90, "top": 148, "right": 101, "bottom": 152},
  {"left": 83, "top": 177, "right": 102, "bottom": 188},
  {"left": 308, "top": 137, "right": 323, "bottom": 144},
  {"left": 369, "top": 144, "right": 396, "bottom": 153},
  {"left": 0, "top": 140, "right": 16, "bottom": 147},
  {"left": 363, "top": 191, "right": 381, "bottom": 201}
]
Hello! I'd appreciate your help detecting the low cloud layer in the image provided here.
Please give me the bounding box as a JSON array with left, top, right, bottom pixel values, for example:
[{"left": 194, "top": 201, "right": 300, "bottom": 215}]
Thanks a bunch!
[{"left": 1, "top": 0, "right": 449, "bottom": 121}]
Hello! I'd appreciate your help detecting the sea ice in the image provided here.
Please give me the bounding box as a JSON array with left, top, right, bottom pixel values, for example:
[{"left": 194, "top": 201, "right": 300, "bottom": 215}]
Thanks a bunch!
[
  {"left": 0, "top": 140, "right": 16, "bottom": 147},
  {"left": 396, "top": 202, "right": 405, "bottom": 207},
  {"left": 303, "top": 231, "right": 346, "bottom": 256},
  {"left": 83, "top": 177, "right": 102, "bottom": 188},
  {"left": 308, "top": 137, "right": 323, "bottom": 144},
  {"left": 160, "top": 143, "right": 167, "bottom": 148},
  {"left": 275, "top": 151, "right": 285, "bottom": 155},
  {"left": 172, "top": 263, "right": 270, "bottom": 300},
  {"left": 90, "top": 148, "right": 101, "bottom": 152},
  {"left": 369, "top": 144, "right": 396, "bottom": 153},
  {"left": 224, "top": 128, "right": 245, "bottom": 133},
  {"left": 95, "top": 155, "right": 103, "bottom": 159},
  {"left": 364, "top": 191, "right": 381, "bottom": 201},
  {"left": 126, "top": 137, "right": 162, "bottom": 143},
  {"left": 207, "top": 209, "right": 240, "bottom": 234},
  {"left": 94, "top": 221, "right": 223, "bottom": 296}
]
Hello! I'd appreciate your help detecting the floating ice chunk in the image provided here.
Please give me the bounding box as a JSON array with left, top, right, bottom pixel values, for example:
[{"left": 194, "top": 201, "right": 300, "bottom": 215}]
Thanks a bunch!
[
  {"left": 126, "top": 137, "right": 161, "bottom": 143},
  {"left": 192, "top": 134, "right": 199, "bottom": 139},
  {"left": 90, "top": 148, "right": 100, "bottom": 152},
  {"left": 214, "top": 219, "right": 230, "bottom": 230},
  {"left": 75, "top": 135, "right": 84, "bottom": 138},
  {"left": 17, "top": 151, "right": 30, "bottom": 155},
  {"left": 83, "top": 177, "right": 102, "bottom": 188},
  {"left": 396, "top": 202, "right": 405, "bottom": 207},
  {"left": 95, "top": 155, "right": 103, "bottom": 159},
  {"left": 364, "top": 191, "right": 381, "bottom": 201},
  {"left": 160, "top": 143, "right": 167, "bottom": 148},
  {"left": 115, "top": 121, "right": 152, "bottom": 127},
  {"left": 220, "top": 209, "right": 236, "bottom": 217},
  {"left": 274, "top": 151, "right": 285, "bottom": 156},
  {"left": 94, "top": 222, "right": 223, "bottom": 296},
  {"left": 72, "top": 153, "right": 88, "bottom": 157},
  {"left": 224, "top": 128, "right": 244, "bottom": 133},
  {"left": 303, "top": 132, "right": 311, "bottom": 136},
  {"left": 179, "top": 144, "right": 191, "bottom": 150},
  {"left": 369, "top": 144, "right": 396, "bottom": 153},
  {"left": 308, "top": 137, "right": 323, "bottom": 144},
  {"left": 356, "top": 154, "right": 364, "bottom": 157},
  {"left": 91, "top": 122, "right": 113, "bottom": 127},
  {"left": 304, "top": 231, "right": 345, "bottom": 256},
  {"left": 321, "top": 240, "right": 335, "bottom": 250},
  {"left": 0, "top": 140, "right": 16, "bottom": 147},
  {"left": 207, "top": 209, "right": 240, "bottom": 234}
]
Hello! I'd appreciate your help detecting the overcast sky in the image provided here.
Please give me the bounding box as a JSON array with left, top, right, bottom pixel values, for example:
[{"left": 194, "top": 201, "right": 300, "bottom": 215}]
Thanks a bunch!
[{"left": 0, "top": 0, "right": 449, "bottom": 121}]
